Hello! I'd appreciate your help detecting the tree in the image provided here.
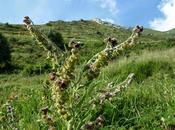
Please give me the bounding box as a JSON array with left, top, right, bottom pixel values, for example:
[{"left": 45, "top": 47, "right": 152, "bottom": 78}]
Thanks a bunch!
[{"left": 45, "top": 29, "right": 65, "bottom": 50}]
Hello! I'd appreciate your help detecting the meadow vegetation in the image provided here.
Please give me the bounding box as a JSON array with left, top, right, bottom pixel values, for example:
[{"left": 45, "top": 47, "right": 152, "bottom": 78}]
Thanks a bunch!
[{"left": 0, "top": 18, "right": 175, "bottom": 130}]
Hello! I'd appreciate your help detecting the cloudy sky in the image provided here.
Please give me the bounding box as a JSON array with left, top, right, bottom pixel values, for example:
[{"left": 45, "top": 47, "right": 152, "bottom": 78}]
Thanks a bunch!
[{"left": 0, "top": 0, "right": 175, "bottom": 31}]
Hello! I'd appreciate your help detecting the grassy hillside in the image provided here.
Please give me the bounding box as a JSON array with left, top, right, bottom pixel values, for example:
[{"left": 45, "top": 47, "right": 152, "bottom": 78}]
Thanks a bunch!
[
  {"left": 0, "top": 20, "right": 174, "bottom": 73},
  {"left": 0, "top": 20, "right": 175, "bottom": 129}
]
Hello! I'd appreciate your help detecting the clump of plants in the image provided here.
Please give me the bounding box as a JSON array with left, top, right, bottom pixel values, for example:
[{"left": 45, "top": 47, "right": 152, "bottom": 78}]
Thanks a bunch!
[
  {"left": 0, "top": 33, "right": 11, "bottom": 72},
  {"left": 22, "top": 16, "right": 143, "bottom": 130}
]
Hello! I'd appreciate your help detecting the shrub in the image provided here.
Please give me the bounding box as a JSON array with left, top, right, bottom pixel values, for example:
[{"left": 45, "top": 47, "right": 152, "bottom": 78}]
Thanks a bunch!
[
  {"left": 4, "top": 22, "right": 11, "bottom": 27},
  {"left": 43, "top": 29, "right": 65, "bottom": 50},
  {"left": 0, "top": 33, "right": 11, "bottom": 72}
]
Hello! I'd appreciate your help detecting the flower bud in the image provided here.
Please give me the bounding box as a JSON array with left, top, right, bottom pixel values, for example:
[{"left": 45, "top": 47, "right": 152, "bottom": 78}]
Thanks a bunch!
[
  {"left": 49, "top": 72, "right": 57, "bottom": 81},
  {"left": 23, "top": 16, "right": 32, "bottom": 25},
  {"left": 55, "top": 79, "right": 68, "bottom": 91},
  {"left": 135, "top": 25, "right": 143, "bottom": 33},
  {"left": 41, "top": 106, "right": 49, "bottom": 115},
  {"left": 83, "top": 122, "right": 94, "bottom": 130}
]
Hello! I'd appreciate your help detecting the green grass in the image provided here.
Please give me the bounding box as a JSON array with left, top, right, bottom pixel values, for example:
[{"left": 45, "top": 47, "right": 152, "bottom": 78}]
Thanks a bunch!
[
  {"left": 0, "top": 74, "right": 46, "bottom": 129},
  {"left": 1, "top": 47, "right": 175, "bottom": 129},
  {"left": 0, "top": 20, "right": 175, "bottom": 129},
  {"left": 1, "top": 20, "right": 174, "bottom": 73}
]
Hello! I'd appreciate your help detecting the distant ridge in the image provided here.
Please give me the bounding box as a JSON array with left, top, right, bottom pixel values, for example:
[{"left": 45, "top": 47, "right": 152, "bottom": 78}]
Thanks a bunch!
[{"left": 92, "top": 18, "right": 125, "bottom": 29}]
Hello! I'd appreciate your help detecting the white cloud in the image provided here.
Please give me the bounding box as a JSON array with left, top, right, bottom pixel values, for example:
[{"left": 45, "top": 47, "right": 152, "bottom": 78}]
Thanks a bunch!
[
  {"left": 150, "top": 0, "right": 175, "bottom": 31},
  {"left": 94, "top": 0, "right": 118, "bottom": 14}
]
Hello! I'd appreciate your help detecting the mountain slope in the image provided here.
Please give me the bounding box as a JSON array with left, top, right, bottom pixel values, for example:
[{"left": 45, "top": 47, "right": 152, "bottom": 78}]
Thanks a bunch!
[
  {"left": 0, "top": 20, "right": 174, "bottom": 73},
  {"left": 0, "top": 20, "right": 175, "bottom": 129}
]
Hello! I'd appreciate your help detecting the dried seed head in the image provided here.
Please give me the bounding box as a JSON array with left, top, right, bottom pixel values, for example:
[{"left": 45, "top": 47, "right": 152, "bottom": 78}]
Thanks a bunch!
[
  {"left": 7, "top": 105, "right": 13, "bottom": 112},
  {"left": 41, "top": 106, "right": 49, "bottom": 115},
  {"left": 23, "top": 16, "right": 32, "bottom": 25},
  {"left": 24, "top": 16, "right": 30, "bottom": 19},
  {"left": 47, "top": 116, "right": 53, "bottom": 121},
  {"left": 74, "top": 43, "right": 81, "bottom": 48},
  {"left": 96, "top": 115, "right": 105, "bottom": 123},
  {"left": 49, "top": 72, "right": 57, "bottom": 81},
  {"left": 104, "top": 92, "right": 113, "bottom": 98},
  {"left": 69, "top": 39, "right": 81, "bottom": 49},
  {"left": 55, "top": 79, "right": 68, "bottom": 90},
  {"left": 69, "top": 40, "right": 75, "bottom": 48},
  {"left": 106, "top": 37, "right": 118, "bottom": 47},
  {"left": 95, "top": 115, "right": 105, "bottom": 127},
  {"left": 83, "top": 122, "right": 94, "bottom": 130},
  {"left": 135, "top": 25, "right": 143, "bottom": 33},
  {"left": 111, "top": 38, "right": 118, "bottom": 46}
]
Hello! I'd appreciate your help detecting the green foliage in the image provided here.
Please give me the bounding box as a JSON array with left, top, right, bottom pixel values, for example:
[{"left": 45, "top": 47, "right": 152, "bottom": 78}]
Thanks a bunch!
[
  {"left": 42, "top": 28, "right": 65, "bottom": 50},
  {"left": 4, "top": 22, "right": 12, "bottom": 27},
  {"left": 111, "top": 60, "right": 174, "bottom": 83},
  {"left": 0, "top": 20, "right": 173, "bottom": 74},
  {"left": 1, "top": 19, "right": 175, "bottom": 129},
  {"left": 1, "top": 61, "right": 175, "bottom": 129},
  {"left": 101, "top": 78, "right": 175, "bottom": 130},
  {"left": 0, "top": 33, "right": 11, "bottom": 71},
  {"left": 133, "top": 39, "right": 175, "bottom": 53},
  {"left": 22, "top": 62, "right": 52, "bottom": 75}
]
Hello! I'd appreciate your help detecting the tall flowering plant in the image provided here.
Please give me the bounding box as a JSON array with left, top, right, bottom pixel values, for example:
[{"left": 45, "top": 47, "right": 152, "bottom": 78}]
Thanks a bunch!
[{"left": 23, "top": 16, "right": 143, "bottom": 130}]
